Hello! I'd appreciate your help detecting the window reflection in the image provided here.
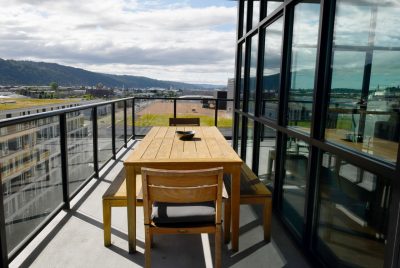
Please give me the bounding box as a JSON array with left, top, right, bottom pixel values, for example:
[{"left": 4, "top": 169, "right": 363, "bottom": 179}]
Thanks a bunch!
[
  {"left": 245, "top": 119, "right": 254, "bottom": 167},
  {"left": 266, "top": 0, "right": 283, "bottom": 17},
  {"left": 239, "top": 44, "right": 245, "bottom": 110},
  {"left": 258, "top": 125, "right": 276, "bottom": 188},
  {"left": 326, "top": 0, "right": 400, "bottom": 164},
  {"left": 316, "top": 152, "right": 390, "bottom": 268},
  {"left": 287, "top": 3, "right": 320, "bottom": 134},
  {"left": 282, "top": 136, "right": 309, "bottom": 237},
  {"left": 248, "top": 35, "right": 258, "bottom": 114},
  {"left": 261, "top": 16, "right": 283, "bottom": 120},
  {"left": 252, "top": 0, "right": 260, "bottom": 29}
]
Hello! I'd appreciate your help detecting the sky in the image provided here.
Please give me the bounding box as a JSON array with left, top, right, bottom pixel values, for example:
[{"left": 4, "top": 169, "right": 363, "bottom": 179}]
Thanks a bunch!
[{"left": 0, "top": 0, "right": 237, "bottom": 85}]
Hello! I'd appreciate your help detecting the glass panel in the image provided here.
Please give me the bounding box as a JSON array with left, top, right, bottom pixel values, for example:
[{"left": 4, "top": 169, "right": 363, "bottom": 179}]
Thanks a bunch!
[
  {"left": 248, "top": 34, "right": 258, "bottom": 115},
  {"left": 1, "top": 117, "right": 63, "bottom": 253},
  {"left": 239, "top": 44, "right": 245, "bottom": 110},
  {"left": 287, "top": 2, "right": 320, "bottom": 134},
  {"left": 67, "top": 109, "right": 94, "bottom": 195},
  {"left": 176, "top": 99, "right": 211, "bottom": 126},
  {"left": 115, "top": 101, "right": 125, "bottom": 150},
  {"left": 258, "top": 125, "right": 276, "bottom": 188},
  {"left": 245, "top": 119, "right": 254, "bottom": 167},
  {"left": 243, "top": 0, "right": 248, "bottom": 36},
  {"left": 252, "top": 0, "right": 260, "bottom": 28},
  {"left": 326, "top": 0, "right": 400, "bottom": 164},
  {"left": 236, "top": 114, "right": 242, "bottom": 155},
  {"left": 97, "top": 105, "right": 112, "bottom": 167},
  {"left": 217, "top": 99, "right": 234, "bottom": 138},
  {"left": 266, "top": 0, "right": 283, "bottom": 17},
  {"left": 135, "top": 99, "right": 173, "bottom": 136},
  {"left": 261, "top": 16, "right": 283, "bottom": 120},
  {"left": 127, "top": 100, "right": 133, "bottom": 139},
  {"left": 282, "top": 136, "right": 309, "bottom": 237},
  {"left": 316, "top": 152, "right": 390, "bottom": 268}
]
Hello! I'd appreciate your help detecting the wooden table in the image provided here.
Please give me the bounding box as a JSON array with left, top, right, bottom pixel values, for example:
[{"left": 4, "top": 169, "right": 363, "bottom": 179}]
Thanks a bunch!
[{"left": 124, "top": 126, "right": 243, "bottom": 253}]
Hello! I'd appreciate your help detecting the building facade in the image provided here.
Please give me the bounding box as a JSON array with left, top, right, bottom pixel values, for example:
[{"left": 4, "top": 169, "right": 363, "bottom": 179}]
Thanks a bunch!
[{"left": 233, "top": 1, "right": 400, "bottom": 267}]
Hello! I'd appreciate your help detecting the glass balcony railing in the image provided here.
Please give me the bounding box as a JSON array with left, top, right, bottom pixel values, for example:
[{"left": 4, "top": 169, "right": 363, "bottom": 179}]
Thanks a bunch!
[{"left": 0, "top": 96, "right": 233, "bottom": 264}]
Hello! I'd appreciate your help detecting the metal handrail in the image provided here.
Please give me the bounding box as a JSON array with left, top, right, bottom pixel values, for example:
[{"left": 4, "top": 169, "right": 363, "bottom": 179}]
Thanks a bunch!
[{"left": 0, "top": 96, "right": 234, "bottom": 266}]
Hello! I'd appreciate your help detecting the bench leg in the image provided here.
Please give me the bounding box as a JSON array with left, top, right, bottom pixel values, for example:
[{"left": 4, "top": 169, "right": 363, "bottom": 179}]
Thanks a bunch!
[
  {"left": 215, "top": 224, "right": 222, "bottom": 268},
  {"left": 103, "top": 200, "right": 112, "bottom": 247},
  {"left": 263, "top": 198, "right": 272, "bottom": 242},
  {"left": 224, "top": 199, "right": 231, "bottom": 244}
]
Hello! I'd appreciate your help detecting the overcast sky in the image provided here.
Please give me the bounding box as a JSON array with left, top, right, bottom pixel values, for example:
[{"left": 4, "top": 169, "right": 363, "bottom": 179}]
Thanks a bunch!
[{"left": 0, "top": 0, "right": 237, "bottom": 85}]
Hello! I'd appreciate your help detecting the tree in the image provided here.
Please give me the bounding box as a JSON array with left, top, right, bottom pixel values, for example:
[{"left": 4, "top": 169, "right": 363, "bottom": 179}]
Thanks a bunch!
[{"left": 49, "top": 82, "right": 59, "bottom": 98}]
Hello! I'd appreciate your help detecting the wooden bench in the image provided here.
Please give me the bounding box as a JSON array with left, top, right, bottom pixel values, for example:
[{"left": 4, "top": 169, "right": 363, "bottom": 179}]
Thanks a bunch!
[
  {"left": 102, "top": 173, "right": 143, "bottom": 246},
  {"left": 223, "top": 164, "right": 272, "bottom": 243}
]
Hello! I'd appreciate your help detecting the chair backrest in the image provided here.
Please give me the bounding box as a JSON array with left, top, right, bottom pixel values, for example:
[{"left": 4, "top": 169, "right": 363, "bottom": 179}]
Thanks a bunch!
[
  {"left": 169, "top": 117, "right": 200, "bottom": 126},
  {"left": 141, "top": 167, "right": 223, "bottom": 225}
]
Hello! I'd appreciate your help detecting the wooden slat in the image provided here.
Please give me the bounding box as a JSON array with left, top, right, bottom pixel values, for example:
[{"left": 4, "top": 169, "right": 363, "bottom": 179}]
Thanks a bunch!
[
  {"left": 149, "top": 185, "right": 217, "bottom": 203},
  {"left": 156, "top": 138, "right": 173, "bottom": 159},
  {"left": 148, "top": 175, "right": 217, "bottom": 187},
  {"left": 155, "top": 126, "right": 168, "bottom": 138},
  {"left": 142, "top": 138, "right": 163, "bottom": 159}
]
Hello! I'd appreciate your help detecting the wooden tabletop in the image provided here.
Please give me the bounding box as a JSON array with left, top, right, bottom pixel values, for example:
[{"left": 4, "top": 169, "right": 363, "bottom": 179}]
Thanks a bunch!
[{"left": 125, "top": 126, "right": 242, "bottom": 166}]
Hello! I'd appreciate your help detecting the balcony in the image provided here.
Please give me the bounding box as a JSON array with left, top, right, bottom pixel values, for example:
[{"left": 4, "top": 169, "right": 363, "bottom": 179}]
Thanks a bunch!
[{"left": 0, "top": 97, "right": 311, "bottom": 267}]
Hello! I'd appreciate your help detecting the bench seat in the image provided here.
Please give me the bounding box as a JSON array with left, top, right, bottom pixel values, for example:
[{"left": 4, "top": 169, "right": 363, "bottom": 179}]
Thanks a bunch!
[{"left": 223, "top": 164, "right": 272, "bottom": 242}]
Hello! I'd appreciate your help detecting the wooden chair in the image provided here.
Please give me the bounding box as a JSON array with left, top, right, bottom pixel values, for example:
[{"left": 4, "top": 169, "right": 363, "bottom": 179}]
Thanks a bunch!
[
  {"left": 169, "top": 117, "right": 200, "bottom": 126},
  {"left": 141, "top": 167, "right": 223, "bottom": 268}
]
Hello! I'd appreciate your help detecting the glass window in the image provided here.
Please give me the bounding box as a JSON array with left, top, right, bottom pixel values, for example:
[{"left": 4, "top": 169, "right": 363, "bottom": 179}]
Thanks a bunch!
[
  {"left": 245, "top": 119, "right": 254, "bottom": 167},
  {"left": 252, "top": 0, "right": 260, "bottom": 29},
  {"left": 325, "top": 0, "right": 400, "bottom": 164},
  {"left": 261, "top": 16, "right": 283, "bottom": 120},
  {"left": 239, "top": 44, "right": 245, "bottom": 110},
  {"left": 282, "top": 136, "right": 310, "bottom": 237},
  {"left": 236, "top": 114, "right": 243, "bottom": 155},
  {"left": 248, "top": 35, "right": 258, "bottom": 115},
  {"left": 316, "top": 152, "right": 391, "bottom": 268},
  {"left": 243, "top": 0, "right": 248, "bottom": 36},
  {"left": 258, "top": 125, "right": 276, "bottom": 188},
  {"left": 287, "top": 2, "right": 320, "bottom": 134},
  {"left": 266, "top": 0, "right": 283, "bottom": 17}
]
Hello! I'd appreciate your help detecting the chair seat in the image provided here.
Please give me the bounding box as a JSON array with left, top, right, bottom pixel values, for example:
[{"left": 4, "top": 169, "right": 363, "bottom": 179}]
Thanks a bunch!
[{"left": 151, "top": 201, "right": 215, "bottom": 226}]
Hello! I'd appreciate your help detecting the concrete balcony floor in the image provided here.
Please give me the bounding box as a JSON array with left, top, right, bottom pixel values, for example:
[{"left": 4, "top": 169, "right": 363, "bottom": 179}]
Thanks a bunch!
[{"left": 10, "top": 141, "right": 312, "bottom": 268}]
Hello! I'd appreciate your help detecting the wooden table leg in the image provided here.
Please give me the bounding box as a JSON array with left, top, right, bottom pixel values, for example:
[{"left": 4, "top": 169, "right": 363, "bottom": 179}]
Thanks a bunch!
[
  {"left": 126, "top": 165, "right": 137, "bottom": 253},
  {"left": 231, "top": 165, "right": 241, "bottom": 252}
]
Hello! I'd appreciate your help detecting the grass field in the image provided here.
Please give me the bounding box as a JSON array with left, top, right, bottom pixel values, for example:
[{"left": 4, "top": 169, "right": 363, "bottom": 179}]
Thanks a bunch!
[
  {"left": 0, "top": 98, "right": 81, "bottom": 111},
  {"left": 130, "top": 114, "right": 233, "bottom": 127}
]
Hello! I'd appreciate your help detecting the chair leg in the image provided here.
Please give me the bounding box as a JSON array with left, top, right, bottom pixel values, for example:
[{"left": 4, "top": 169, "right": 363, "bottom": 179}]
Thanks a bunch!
[
  {"left": 102, "top": 200, "right": 111, "bottom": 247},
  {"left": 224, "top": 199, "right": 231, "bottom": 244},
  {"left": 215, "top": 225, "right": 222, "bottom": 268},
  {"left": 144, "top": 225, "right": 151, "bottom": 268},
  {"left": 263, "top": 198, "right": 272, "bottom": 242}
]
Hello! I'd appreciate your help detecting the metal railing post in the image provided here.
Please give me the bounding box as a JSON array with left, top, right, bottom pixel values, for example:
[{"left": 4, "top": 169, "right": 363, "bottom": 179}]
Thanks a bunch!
[
  {"left": 0, "top": 167, "right": 9, "bottom": 268},
  {"left": 173, "top": 99, "right": 177, "bottom": 118},
  {"left": 111, "top": 103, "right": 116, "bottom": 159},
  {"left": 59, "top": 113, "right": 70, "bottom": 210},
  {"left": 215, "top": 99, "right": 219, "bottom": 127},
  {"left": 92, "top": 107, "right": 99, "bottom": 178},
  {"left": 124, "top": 100, "right": 127, "bottom": 147}
]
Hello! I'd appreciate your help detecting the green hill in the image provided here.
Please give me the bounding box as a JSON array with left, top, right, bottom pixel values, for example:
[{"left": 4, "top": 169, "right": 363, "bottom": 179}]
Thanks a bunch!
[{"left": 0, "top": 58, "right": 221, "bottom": 89}]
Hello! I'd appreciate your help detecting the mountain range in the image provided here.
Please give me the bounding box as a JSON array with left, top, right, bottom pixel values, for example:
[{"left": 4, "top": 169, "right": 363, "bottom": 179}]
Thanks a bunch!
[{"left": 0, "top": 59, "right": 224, "bottom": 90}]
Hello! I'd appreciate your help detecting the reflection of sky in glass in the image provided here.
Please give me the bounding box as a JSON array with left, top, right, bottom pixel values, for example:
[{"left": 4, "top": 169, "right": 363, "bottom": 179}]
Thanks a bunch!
[
  {"left": 370, "top": 51, "right": 400, "bottom": 89},
  {"left": 248, "top": 34, "right": 258, "bottom": 114},
  {"left": 331, "top": 51, "right": 365, "bottom": 89},
  {"left": 264, "top": 20, "right": 283, "bottom": 76},
  {"left": 243, "top": 1, "right": 247, "bottom": 35},
  {"left": 375, "top": 4, "right": 400, "bottom": 47},
  {"left": 334, "top": 2, "right": 371, "bottom": 46},
  {"left": 291, "top": 3, "right": 320, "bottom": 47},
  {"left": 267, "top": 1, "right": 283, "bottom": 17},
  {"left": 252, "top": 1, "right": 260, "bottom": 29}
]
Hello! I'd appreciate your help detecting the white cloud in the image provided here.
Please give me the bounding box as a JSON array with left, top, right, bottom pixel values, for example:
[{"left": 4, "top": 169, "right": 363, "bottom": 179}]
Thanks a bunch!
[{"left": 0, "top": 0, "right": 237, "bottom": 85}]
